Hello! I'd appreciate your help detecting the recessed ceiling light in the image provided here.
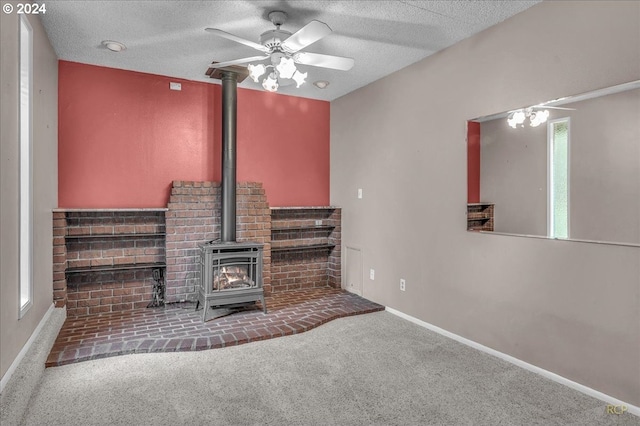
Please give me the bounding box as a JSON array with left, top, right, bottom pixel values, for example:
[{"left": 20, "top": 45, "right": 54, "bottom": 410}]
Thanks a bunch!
[
  {"left": 313, "top": 80, "right": 330, "bottom": 89},
  {"left": 102, "top": 40, "right": 126, "bottom": 52}
]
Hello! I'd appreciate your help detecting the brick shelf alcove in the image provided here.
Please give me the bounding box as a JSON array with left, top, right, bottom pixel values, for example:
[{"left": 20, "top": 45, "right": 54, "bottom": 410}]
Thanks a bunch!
[
  {"left": 52, "top": 209, "right": 166, "bottom": 315},
  {"left": 270, "top": 207, "right": 341, "bottom": 292}
]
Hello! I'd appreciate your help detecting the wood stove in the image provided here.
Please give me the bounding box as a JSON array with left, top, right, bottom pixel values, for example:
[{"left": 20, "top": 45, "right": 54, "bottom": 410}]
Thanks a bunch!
[
  {"left": 195, "top": 69, "right": 266, "bottom": 321},
  {"left": 196, "top": 241, "right": 265, "bottom": 321}
]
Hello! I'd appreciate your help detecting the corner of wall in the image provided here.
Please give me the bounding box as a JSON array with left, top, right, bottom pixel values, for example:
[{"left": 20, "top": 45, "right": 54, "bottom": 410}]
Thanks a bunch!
[{"left": 0, "top": 306, "right": 66, "bottom": 425}]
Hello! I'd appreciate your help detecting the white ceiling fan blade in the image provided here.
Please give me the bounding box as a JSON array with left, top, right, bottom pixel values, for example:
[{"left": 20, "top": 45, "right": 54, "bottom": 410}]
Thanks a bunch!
[
  {"left": 208, "top": 56, "right": 269, "bottom": 69},
  {"left": 281, "top": 20, "right": 332, "bottom": 53},
  {"left": 293, "top": 52, "right": 354, "bottom": 71},
  {"left": 205, "top": 28, "right": 269, "bottom": 53}
]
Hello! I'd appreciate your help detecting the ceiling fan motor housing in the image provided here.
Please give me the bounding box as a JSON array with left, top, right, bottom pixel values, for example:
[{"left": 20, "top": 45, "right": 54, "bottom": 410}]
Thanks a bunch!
[{"left": 260, "top": 29, "right": 292, "bottom": 51}]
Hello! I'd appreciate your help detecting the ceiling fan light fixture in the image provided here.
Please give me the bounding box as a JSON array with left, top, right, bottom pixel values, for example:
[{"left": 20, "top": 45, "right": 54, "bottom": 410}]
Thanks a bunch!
[
  {"left": 292, "top": 70, "right": 307, "bottom": 88},
  {"left": 529, "top": 109, "right": 549, "bottom": 127},
  {"left": 507, "top": 107, "right": 552, "bottom": 128},
  {"left": 507, "top": 110, "right": 526, "bottom": 128},
  {"left": 276, "top": 57, "right": 297, "bottom": 79},
  {"left": 262, "top": 72, "right": 279, "bottom": 92},
  {"left": 248, "top": 63, "right": 266, "bottom": 82}
]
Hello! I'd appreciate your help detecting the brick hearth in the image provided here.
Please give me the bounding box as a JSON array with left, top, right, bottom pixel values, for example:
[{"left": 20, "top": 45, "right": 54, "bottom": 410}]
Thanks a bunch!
[{"left": 46, "top": 288, "right": 384, "bottom": 367}]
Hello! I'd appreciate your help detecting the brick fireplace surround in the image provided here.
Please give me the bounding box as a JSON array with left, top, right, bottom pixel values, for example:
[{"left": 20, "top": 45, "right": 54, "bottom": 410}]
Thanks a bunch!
[
  {"left": 164, "top": 181, "right": 272, "bottom": 302},
  {"left": 49, "top": 181, "right": 383, "bottom": 365}
]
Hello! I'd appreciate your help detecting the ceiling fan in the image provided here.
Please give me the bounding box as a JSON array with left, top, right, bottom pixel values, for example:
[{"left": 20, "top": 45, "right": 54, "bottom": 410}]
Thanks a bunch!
[
  {"left": 507, "top": 104, "right": 576, "bottom": 128},
  {"left": 206, "top": 11, "right": 354, "bottom": 92}
]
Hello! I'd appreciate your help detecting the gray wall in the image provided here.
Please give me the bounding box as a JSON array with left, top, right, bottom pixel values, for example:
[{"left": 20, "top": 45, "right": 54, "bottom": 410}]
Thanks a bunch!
[
  {"left": 1, "top": 7, "right": 58, "bottom": 381},
  {"left": 480, "top": 88, "right": 640, "bottom": 243},
  {"left": 569, "top": 89, "right": 640, "bottom": 243},
  {"left": 331, "top": 1, "right": 640, "bottom": 407}
]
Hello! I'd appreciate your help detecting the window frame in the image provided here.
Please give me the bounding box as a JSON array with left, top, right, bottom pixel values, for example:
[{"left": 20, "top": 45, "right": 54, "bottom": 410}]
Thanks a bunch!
[
  {"left": 19, "top": 14, "right": 33, "bottom": 318},
  {"left": 547, "top": 117, "right": 571, "bottom": 239}
]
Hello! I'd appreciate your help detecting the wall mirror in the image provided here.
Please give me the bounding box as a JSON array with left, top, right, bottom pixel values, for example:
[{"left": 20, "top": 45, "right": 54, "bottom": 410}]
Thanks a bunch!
[{"left": 467, "top": 80, "right": 640, "bottom": 246}]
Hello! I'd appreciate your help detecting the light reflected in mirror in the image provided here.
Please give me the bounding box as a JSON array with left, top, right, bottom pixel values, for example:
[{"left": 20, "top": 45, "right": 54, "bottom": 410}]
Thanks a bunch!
[{"left": 467, "top": 80, "right": 640, "bottom": 246}]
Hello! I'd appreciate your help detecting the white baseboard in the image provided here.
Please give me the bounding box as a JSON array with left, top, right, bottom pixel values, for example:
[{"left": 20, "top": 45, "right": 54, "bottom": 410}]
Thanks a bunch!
[
  {"left": 0, "top": 303, "right": 55, "bottom": 394},
  {"left": 385, "top": 306, "right": 639, "bottom": 417}
]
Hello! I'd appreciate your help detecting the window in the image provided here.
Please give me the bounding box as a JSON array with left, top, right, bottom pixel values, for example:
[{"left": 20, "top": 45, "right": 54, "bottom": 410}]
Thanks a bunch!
[
  {"left": 548, "top": 118, "right": 570, "bottom": 239},
  {"left": 19, "top": 15, "right": 33, "bottom": 318}
]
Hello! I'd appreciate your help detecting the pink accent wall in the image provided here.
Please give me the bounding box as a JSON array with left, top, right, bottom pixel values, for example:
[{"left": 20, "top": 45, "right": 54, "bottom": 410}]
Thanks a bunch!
[
  {"left": 467, "top": 121, "right": 481, "bottom": 203},
  {"left": 58, "top": 61, "right": 329, "bottom": 208}
]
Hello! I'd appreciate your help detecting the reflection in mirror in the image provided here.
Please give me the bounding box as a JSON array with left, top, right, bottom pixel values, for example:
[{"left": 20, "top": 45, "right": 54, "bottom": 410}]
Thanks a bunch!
[{"left": 467, "top": 81, "right": 640, "bottom": 246}]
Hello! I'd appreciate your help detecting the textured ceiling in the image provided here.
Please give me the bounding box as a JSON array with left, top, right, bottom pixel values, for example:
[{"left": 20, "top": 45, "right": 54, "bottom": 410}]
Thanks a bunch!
[{"left": 40, "top": 1, "right": 540, "bottom": 101}]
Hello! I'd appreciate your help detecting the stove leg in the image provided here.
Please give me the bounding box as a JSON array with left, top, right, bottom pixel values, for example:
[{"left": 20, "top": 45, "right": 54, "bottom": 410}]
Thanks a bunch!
[{"left": 203, "top": 303, "right": 209, "bottom": 322}]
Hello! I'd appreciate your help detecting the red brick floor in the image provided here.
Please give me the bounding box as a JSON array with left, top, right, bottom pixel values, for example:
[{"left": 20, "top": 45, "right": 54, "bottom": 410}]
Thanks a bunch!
[{"left": 46, "top": 288, "right": 384, "bottom": 367}]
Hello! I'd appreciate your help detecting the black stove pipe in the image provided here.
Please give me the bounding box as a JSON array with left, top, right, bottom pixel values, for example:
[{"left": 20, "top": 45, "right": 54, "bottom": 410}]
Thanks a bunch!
[{"left": 221, "top": 71, "right": 237, "bottom": 242}]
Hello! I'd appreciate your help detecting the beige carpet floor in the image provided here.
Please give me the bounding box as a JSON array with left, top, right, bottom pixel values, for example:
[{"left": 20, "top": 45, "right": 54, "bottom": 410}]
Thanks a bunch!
[{"left": 13, "top": 311, "right": 640, "bottom": 425}]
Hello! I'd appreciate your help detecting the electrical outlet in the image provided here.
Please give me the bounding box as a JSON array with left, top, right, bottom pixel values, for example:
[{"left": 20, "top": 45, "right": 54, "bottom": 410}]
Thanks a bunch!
[
  {"left": 369, "top": 269, "right": 375, "bottom": 280},
  {"left": 358, "top": 188, "right": 363, "bottom": 199},
  {"left": 315, "top": 220, "right": 322, "bottom": 226},
  {"left": 400, "top": 279, "right": 406, "bottom": 291}
]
